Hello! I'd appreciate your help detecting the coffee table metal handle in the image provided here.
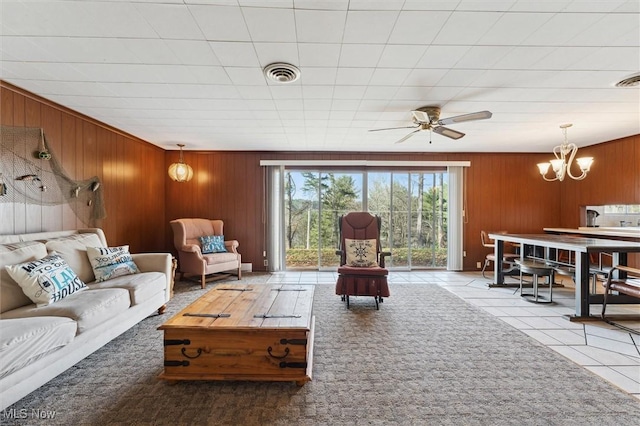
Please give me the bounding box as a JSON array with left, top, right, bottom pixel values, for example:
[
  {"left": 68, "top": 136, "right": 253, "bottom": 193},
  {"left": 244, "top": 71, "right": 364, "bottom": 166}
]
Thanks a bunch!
[
  {"left": 181, "top": 347, "right": 203, "bottom": 359},
  {"left": 267, "top": 346, "right": 290, "bottom": 359}
]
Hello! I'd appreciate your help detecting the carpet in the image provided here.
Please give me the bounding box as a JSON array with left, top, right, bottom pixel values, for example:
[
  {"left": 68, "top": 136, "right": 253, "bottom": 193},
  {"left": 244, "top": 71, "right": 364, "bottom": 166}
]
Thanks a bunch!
[{"left": 3, "top": 275, "right": 640, "bottom": 425}]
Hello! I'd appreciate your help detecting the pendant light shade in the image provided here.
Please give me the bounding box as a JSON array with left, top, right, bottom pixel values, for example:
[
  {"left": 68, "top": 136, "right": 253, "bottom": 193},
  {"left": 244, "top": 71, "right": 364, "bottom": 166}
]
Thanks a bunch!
[{"left": 168, "top": 144, "right": 193, "bottom": 182}]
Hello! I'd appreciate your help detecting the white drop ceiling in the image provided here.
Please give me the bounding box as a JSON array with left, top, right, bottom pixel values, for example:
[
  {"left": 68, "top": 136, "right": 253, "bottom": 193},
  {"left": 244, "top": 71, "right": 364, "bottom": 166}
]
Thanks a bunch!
[{"left": 1, "top": 0, "right": 639, "bottom": 153}]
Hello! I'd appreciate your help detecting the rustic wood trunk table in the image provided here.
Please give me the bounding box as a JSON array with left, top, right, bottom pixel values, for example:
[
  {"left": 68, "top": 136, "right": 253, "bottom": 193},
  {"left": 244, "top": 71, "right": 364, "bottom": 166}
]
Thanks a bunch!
[{"left": 158, "top": 283, "right": 315, "bottom": 386}]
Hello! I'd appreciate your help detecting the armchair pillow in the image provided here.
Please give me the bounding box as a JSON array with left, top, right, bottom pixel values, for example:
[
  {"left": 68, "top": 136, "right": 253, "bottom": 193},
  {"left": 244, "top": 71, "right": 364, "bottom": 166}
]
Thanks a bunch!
[
  {"left": 199, "top": 235, "right": 227, "bottom": 254},
  {"left": 5, "top": 252, "right": 88, "bottom": 307},
  {"left": 86, "top": 246, "right": 140, "bottom": 282},
  {"left": 345, "top": 238, "right": 377, "bottom": 267}
]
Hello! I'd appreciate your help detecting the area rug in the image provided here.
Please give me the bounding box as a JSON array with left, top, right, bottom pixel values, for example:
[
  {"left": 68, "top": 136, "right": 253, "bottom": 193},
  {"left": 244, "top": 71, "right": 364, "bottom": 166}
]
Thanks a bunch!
[{"left": 3, "top": 275, "right": 640, "bottom": 425}]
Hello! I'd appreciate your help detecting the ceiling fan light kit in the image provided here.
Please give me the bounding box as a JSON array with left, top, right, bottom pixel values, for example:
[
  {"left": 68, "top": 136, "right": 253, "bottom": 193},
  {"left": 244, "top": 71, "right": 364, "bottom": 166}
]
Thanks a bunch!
[
  {"left": 369, "top": 105, "right": 492, "bottom": 144},
  {"left": 537, "top": 124, "right": 593, "bottom": 182}
]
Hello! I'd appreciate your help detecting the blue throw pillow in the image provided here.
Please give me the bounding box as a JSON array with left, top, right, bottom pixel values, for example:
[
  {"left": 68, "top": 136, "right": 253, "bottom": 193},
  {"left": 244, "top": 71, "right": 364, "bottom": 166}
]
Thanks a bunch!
[{"left": 199, "top": 235, "right": 227, "bottom": 254}]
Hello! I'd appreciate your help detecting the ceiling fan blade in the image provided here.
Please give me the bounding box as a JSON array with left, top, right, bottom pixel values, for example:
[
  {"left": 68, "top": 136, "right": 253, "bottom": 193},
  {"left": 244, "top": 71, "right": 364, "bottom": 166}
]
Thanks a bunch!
[
  {"left": 369, "top": 125, "right": 419, "bottom": 132},
  {"left": 394, "top": 129, "right": 421, "bottom": 144},
  {"left": 437, "top": 110, "right": 492, "bottom": 125},
  {"left": 433, "top": 126, "right": 465, "bottom": 140}
]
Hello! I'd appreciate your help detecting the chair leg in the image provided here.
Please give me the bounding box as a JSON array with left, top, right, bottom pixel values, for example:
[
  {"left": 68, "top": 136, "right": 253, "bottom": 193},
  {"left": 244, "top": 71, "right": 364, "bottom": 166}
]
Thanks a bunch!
[
  {"left": 601, "top": 284, "right": 610, "bottom": 319},
  {"left": 237, "top": 266, "right": 242, "bottom": 280},
  {"left": 201, "top": 275, "right": 206, "bottom": 289},
  {"left": 481, "top": 259, "right": 491, "bottom": 279}
]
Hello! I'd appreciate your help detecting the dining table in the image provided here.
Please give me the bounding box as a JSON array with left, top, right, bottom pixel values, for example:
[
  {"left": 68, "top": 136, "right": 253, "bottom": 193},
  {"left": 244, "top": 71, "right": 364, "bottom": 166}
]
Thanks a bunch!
[{"left": 488, "top": 233, "right": 640, "bottom": 319}]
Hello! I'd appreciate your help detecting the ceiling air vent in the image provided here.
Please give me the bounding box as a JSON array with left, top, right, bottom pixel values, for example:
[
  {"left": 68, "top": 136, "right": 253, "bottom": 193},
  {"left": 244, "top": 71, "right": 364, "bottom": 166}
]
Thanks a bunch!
[
  {"left": 263, "top": 62, "right": 300, "bottom": 83},
  {"left": 615, "top": 72, "right": 640, "bottom": 87}
]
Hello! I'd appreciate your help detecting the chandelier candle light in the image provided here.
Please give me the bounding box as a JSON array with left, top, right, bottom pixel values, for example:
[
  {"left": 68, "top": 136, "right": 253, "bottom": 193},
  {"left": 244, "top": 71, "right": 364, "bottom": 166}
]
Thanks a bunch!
[
  {"left": 537, "top": 124, "right": 593, "bottom": 182},
  {"left": 168, "top": 144, "right": 194, "bottom": 182}
]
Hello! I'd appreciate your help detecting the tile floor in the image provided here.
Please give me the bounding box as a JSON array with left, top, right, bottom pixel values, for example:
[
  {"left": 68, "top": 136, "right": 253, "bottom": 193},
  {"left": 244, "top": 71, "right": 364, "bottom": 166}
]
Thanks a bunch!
[{"left": 263, "top": 270, "right": 640, "bottom": 400}]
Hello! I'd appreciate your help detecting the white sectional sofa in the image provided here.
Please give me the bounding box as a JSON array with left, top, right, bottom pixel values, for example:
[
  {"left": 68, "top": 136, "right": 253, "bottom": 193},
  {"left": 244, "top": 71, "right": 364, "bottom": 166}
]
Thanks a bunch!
[{"left": 0, "top": 228, "right": 172, "bottom": 410}]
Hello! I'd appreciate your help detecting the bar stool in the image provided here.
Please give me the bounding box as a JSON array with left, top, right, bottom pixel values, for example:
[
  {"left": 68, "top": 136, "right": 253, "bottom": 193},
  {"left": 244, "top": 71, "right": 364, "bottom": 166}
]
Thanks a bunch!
[{"left": 516, "top": 259, "right": 555, "bottom": 304}]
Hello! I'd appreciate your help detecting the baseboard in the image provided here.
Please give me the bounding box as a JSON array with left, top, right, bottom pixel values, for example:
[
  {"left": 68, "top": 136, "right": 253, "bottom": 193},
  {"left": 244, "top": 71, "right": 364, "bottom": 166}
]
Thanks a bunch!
[{"left": 241, "top": 263, "right": 252, "bottom": 272}]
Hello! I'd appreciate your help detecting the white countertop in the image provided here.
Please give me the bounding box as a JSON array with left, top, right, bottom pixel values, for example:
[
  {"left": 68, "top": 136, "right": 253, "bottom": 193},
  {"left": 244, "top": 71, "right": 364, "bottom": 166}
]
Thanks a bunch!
[{"left": 544, "top": 227, "right": 640, "bottom": 239}]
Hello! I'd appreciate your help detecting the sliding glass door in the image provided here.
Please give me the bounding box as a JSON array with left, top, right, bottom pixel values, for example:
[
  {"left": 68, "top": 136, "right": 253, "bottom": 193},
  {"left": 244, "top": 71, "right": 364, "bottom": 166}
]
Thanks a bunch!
[{"left": 284, "top": 169, "right": 447, "bottom": 270}]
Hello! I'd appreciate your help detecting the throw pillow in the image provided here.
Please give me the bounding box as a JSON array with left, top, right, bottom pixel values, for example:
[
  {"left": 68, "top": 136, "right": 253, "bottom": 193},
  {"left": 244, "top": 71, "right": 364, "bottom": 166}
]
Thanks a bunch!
[
  {"left": 86, "top": 246, "right": 140, "bottom": 282},
  {"left": 199, "top": 235, "right": 227, "bottom": 254},
  {"left": 5, "top": 252, "right": 88, "bottom": 307},
  {"left": 345, "top": 238, "right": 377, "bottom": 267}
]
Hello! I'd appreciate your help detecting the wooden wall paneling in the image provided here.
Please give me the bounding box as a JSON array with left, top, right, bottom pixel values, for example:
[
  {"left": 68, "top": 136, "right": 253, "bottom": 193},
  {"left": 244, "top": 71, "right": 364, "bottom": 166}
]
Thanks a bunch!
[
  {"left": 73, "top": 116, "right": 84, "bottom": 229},
  {"left": 41, "top": 105, "right": 62, "bottom": 231},
  {"left": 97, "top": 127, "right": 112, "bottom": 239},
  {"left": 23, "top": 97, "right": 41, "bottom": 233},
  {"left": 60, "top": 113, "right": 77, "bottom": 230},
  {"left": 0, "top": 88, "right": 15, "bottom": 234},
  {"left": 114, "top": 135, "right": 126, "bottom": 245}
]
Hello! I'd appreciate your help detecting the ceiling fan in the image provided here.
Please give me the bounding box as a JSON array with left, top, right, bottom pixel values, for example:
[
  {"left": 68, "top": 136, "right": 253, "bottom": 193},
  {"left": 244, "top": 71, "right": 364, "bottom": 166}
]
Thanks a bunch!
[{"left": 369, "top": 106, "right": 492, "bottom": 144}]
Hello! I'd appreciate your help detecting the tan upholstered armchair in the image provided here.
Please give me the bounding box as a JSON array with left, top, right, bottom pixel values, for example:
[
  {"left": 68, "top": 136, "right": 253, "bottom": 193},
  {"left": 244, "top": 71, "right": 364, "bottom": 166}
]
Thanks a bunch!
[{"left": 170, "top": 218, "right": 241, "bottom": 288}]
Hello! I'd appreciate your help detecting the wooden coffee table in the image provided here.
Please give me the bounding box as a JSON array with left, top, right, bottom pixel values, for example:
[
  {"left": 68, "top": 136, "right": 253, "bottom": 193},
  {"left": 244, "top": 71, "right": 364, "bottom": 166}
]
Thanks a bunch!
[{"left": 158, "top": 283, "right": 315, "bottom": 386}]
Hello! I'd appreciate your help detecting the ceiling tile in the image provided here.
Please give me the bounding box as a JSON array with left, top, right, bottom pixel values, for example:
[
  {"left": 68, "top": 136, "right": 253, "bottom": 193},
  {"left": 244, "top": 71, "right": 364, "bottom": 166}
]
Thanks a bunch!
[
  {"left": 378, "top": 45, "right": 428, "bottom": 68},
  {"left": 270, "top": 85, "right": 303, "bottom": 99},
  {"left": 164, "top": 40, "right": 222, "bottom": 66},
  {"left": 294, "top": 0, "right": 349, "bottom": 10},
  {"left": 298, "top": 44, "right": 341, "bottom": 67},
  {"left": 335, "top": 68, "right": 375, "bottom": 85},
  {"left": 387, "top": 11, "right": 451, "bottom": 44},
  {"left": 189, "top": 5, "right": 251, "bottom": 41},
  {"left": 300, "top": 67, "right": 338, "bottom": 85},
  {"left": 433, "top": 11, "right": 503, "bottom": 45},
  {"left": 295, "top": 9, "right": 347, "bottom": 43},
  {"left": 254, "top": 42, "right": 299, "bottom": 67},
  {"left": 522, "top": 13, "right": 605, "bottom": 46},
  {"left": 415, "top": 45, "right": 471, "bottom": 69},
  {"left": 338, "top": 44, "right": 385, "bottom": 67},
  {"left": 236, "top": 85, "right": 273, "bottom": 99},
  {"left": 242, "top": 7, "right": 297, "bottom": 42},
  {"left": 209, "top": 42, "right": 260, "bottom": 66},
  {"left": 135, "top": 3, "right": 202, "bottom": 39},
  {"left": 225, "top": 67, "right": 266, "bottom": 85},
  {"left": 343, "top": 11, "right": 399, "bottom": 43},
  {"left": 332, "top": 86, "right": 367, "bottom": 100},
  {"left": 478, "top": 12, "right": 551, "bottom": 45},
  {"left": 369, "top": 68, "right": 411, "bottom": 86}
]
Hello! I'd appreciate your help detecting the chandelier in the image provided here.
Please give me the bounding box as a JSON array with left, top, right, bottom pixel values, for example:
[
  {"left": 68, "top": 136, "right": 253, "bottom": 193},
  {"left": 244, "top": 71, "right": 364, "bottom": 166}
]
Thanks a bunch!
[
  {"left": 537, "top": 124, "right": 593, "bottom": 182},
  {"left": 167, "top": 144, "right": 194, "bottom": 182}
]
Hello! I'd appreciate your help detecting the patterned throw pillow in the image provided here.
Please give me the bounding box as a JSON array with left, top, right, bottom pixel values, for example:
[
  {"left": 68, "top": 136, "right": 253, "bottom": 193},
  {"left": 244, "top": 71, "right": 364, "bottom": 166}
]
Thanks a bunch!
[
  {"left": 345, "top": 238, "right": 377, "bottom": 267},
  {"left": 199, "top": 235, "right": 227, "bottom": 254},
  {"left": 5, "top": 252, "right": 88, "bottom": 307},
  {"left": 86, "top": 246, "right": 140, "bottom": 282}
]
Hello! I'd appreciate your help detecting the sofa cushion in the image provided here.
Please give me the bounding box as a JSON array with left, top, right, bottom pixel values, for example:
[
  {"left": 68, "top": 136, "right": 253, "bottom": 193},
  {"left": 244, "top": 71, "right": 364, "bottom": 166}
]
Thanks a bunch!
[
  {"left": 345, "top": 238, "right": 377, "bottom": 267},
  {"left": 45, "top": 233, "right": 104, "bottom": 284},
  {"left": 86, "top": 245, "right": 140, "bottom": 282},
  {"left": 1, "top": 288, "right": 130, "bottom": 334},
  {"left": 204, "top": 252, "right": 238, "bottom": 265},
  {"left": 5, "top": 252, "right": 88, "bottom": 307},
  {"left": 199, "top": 235, "right": 227, "bottom": 254},
  {"left": 88, "top": 271, "right": 165, "bottom": 305},
  {"left": 0, "top": 241, "right": 48, "bottom": 312},
  {"left": 0, "top": 316, "right": 77, "bottom": 378}
]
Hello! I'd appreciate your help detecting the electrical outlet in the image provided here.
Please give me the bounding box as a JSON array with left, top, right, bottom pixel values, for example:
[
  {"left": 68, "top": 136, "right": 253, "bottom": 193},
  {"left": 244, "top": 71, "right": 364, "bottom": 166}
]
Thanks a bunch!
[
  {"left": 263, "top": 259, "right": 268, "bottom": 266},
  {"left": 463, "top": 251, "right": 466, "bottom": 257},
  {"left": 476, "top": 262, "right": 481, "bottom": 269}
]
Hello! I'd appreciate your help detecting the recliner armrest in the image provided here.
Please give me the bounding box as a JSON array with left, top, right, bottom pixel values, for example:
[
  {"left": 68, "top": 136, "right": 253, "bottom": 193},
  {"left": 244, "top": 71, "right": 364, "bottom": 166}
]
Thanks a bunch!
[{"left": 380, "top": 251, "right": 391, "bottom": 268}]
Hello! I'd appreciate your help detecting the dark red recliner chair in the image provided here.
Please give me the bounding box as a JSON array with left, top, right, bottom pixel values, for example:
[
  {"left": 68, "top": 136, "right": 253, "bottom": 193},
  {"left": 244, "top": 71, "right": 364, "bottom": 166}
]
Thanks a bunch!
[{"left": 335, "top": 212, "right": 390, "bottom": 309}]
